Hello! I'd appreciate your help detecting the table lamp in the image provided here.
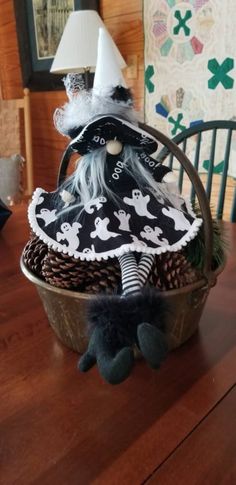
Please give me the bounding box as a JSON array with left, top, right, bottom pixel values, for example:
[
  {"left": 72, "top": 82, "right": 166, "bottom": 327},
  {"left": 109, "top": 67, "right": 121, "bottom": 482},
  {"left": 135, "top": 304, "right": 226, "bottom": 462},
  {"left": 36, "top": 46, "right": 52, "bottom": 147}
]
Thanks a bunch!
[{"left": 50, "top": 9, "right": 126, "bottom": 88}]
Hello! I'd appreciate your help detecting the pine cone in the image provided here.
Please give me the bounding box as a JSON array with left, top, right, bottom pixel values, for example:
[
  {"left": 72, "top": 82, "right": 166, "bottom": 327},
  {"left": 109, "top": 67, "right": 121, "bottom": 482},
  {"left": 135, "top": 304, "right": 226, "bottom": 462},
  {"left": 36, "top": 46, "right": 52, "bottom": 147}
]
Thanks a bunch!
[
  {"left": 149, "top": 252, "right": 199, "bottom": 291},
  {"left": 84, "top": 263, "right": 121, "bottom": 294},
  {"left": 42, "top": 250, "right": 121, "bottom": 292},
  {"left": 42, "top": 251, "right": 89, "bottom": 289},
  {"left": 22, "top": 235, "right": 48, "bottom": 277}
]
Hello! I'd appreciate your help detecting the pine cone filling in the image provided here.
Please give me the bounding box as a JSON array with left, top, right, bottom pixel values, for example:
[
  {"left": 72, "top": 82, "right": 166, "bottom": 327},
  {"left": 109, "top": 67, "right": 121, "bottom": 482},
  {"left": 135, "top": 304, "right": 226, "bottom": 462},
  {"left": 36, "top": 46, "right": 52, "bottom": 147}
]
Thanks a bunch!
[
  {"left": 149, "top": 252, "right": 199, "bottom": 291},
  {"left": 23, "top": 236, "right": 200, "bottom": 293},
  {"left": 22, "top": 235, "right": 48, "bottom": 277}
]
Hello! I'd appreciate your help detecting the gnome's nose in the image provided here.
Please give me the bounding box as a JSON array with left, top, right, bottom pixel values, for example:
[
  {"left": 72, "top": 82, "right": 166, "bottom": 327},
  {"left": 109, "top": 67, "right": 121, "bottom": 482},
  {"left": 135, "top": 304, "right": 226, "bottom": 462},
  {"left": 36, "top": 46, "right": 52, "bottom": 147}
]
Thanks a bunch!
[{"left": 106, "top": 139, "right": 123, "bottom": 155}]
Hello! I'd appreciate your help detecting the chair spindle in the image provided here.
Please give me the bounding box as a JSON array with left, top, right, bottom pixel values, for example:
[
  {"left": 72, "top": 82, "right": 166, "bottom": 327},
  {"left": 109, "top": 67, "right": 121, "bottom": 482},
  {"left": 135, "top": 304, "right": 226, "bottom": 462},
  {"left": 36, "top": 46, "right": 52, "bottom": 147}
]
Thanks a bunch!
[
  {"left": 190, "top": 132, "right": 201, "bottom": 203},
  {"left": 206, "top": 128, "right": 217, "bottom": 200},
  {"left": 217, "top": 129, "right": 232, "bottom": 219}
]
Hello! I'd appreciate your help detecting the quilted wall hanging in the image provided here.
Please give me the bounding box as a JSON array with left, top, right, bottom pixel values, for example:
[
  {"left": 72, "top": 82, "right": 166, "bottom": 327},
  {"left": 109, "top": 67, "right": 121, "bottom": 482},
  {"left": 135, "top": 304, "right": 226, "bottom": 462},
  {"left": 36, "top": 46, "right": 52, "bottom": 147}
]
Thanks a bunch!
[{"left": 144, "top": 0, "right": 236, "bottom": 177}]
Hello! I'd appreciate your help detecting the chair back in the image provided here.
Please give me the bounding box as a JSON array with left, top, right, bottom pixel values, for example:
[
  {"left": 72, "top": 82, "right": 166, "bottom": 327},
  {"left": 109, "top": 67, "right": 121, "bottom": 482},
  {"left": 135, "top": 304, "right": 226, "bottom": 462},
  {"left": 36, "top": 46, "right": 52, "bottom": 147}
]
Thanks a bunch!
[
  {"left": 0, "top": 88, "right": 33, "bottom": 196},
  {"left": 144, "top": 120, "right": 236, "bottom": 222}
]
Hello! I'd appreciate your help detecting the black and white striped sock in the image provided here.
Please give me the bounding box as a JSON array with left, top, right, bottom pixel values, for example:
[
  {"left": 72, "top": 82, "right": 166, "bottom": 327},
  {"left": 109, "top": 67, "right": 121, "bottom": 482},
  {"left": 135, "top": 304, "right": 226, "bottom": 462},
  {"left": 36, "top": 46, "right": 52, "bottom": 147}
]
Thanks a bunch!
[
  {"left": 138, "top": 254, "right": 155, "bottom": 286},
  {"left": 118, "top": 253, "right": 141, "bottom": 296}
]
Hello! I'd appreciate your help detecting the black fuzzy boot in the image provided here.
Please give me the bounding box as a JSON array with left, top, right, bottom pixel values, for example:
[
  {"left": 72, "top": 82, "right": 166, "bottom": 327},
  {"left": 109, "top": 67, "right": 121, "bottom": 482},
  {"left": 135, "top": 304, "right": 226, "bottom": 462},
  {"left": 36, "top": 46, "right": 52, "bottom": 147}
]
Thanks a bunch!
[
  {"left": 78, "top": 325, "right": 134, "bottom": 385},
  {"left": 78, "top": 288, "right": 169, "bottom": 384},
  {"left": 78, "top": 294, "right": 136, "bottom": 385},
  {"left": 137, "top": 323, "right": 168, "bottom": 369}
]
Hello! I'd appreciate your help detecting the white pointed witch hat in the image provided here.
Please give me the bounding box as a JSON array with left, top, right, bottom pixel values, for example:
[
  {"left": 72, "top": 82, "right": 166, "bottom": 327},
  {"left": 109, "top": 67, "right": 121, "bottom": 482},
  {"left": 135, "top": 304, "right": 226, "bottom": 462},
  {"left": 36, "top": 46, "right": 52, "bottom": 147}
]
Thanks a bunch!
[
  {"left": 54, "top": 26, "right": 158, "bottom": 153},
  {"left": 53, "top": 27, "right": 132, "bottom": 137},
  {"left": 93, "top": 27, "right": 127, "bottom": 97}
]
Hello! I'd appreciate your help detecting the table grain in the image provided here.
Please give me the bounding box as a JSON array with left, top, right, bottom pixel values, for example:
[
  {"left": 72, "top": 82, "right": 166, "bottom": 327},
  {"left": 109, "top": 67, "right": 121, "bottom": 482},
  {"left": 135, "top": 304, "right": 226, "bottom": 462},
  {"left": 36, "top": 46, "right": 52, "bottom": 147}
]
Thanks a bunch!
[{"left": 0, "top": 206, "right": 236, "bottom": 485}]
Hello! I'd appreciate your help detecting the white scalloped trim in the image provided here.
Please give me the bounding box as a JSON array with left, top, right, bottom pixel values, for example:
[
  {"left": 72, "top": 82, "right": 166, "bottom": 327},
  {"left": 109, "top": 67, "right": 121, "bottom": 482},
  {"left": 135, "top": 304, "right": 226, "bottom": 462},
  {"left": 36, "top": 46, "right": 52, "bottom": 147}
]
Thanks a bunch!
[
  {"left": 28, "top": 188, "right": 203, "bottom": 262},
  {"left": 183, "top": 196, "right": 197, "bottom": 218}
]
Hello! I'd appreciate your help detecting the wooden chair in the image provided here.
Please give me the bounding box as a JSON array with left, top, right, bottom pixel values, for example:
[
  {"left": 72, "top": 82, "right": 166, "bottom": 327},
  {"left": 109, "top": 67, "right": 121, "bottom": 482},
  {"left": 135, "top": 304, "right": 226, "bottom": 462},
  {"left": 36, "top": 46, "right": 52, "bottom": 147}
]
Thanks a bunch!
[
  {"left": 0, "top": 88, "right": 33, "bottom": 196},
  {"left": 57, "top": 120, "right": 236, "bottom": 222},
  {"left": 141, "top": 121, "right": 236, "bottom": 222}
]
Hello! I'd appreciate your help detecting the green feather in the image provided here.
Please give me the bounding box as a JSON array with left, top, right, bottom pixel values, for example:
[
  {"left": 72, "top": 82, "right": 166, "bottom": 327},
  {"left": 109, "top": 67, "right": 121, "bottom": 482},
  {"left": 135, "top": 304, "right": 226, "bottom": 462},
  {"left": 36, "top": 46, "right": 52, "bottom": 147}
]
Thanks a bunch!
[{"left": 185, "top": 203, "right": 228, "bottom": 271}]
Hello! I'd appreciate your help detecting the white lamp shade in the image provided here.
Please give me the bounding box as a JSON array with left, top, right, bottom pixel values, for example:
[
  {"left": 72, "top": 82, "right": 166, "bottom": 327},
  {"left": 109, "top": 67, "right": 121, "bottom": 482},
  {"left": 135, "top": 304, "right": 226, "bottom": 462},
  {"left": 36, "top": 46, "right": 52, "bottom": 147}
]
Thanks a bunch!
[{"left": 50, "top": 10, "right": 126, "bottom": 74}]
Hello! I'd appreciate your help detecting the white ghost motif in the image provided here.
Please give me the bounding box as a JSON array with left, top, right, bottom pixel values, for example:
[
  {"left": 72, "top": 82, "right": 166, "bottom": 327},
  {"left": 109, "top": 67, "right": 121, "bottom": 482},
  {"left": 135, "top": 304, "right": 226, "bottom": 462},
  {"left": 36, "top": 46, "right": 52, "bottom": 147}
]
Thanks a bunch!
[
  {"left": 130, "top": 235, "right": 147, "bottom": 247},
  {"left": 162, "top": 207, "right": 191, "bottom": 231},
  {"left": 36, "top": 196, "right": 45, "bottom": 205},
  {"left": 140, "top": 225, "right": 169, "bottom": 246},
  {"left": 114, "top": 210, "right": 131, "bottom": 231},
  {"left": 56, "top": 222, "right": 82, "bottom": 252},
  {"left": 123, "top": 190, "right": 156, "bottom": 219},
  {"left": 84, "top": 196, "right": 107, "bottom": 214},
  {"left": 83, "top": 245, "right": 96, "bottom": 254},
  {"left": 90, "top": 217, "right": 120, "bottom": 241},
  {"left": 36, "top": 208, "right": 57, "bottom": 226}
]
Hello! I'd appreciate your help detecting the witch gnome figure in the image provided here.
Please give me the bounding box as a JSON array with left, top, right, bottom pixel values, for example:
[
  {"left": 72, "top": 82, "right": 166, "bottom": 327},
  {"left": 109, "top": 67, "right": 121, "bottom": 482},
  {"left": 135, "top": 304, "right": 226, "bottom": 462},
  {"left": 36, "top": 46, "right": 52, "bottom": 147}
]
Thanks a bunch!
[{"left": 28, "top": 28, "right": 202, "bottom": 384}]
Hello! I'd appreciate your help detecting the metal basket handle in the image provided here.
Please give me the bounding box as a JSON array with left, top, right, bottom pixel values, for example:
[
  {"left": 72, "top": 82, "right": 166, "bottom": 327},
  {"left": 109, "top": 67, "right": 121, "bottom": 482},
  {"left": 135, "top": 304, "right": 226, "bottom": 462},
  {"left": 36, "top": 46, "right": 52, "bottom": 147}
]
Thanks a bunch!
[
  {"left": 139, "top": 123, "right": 214, "bottom": 284},
  {"left": 57, "top": 124, "right": 214, "bottom": 285},
  {"left": 57, "top": 144, "right": 75, "bottom": 188}
]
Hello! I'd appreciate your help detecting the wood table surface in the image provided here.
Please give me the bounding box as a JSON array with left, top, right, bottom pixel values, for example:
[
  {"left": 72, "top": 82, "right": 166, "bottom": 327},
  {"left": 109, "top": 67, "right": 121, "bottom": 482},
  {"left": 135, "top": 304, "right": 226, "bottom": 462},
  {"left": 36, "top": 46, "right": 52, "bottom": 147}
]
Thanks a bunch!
[{"left": 0, "top": 205, "right": 236, "bottom": 485}]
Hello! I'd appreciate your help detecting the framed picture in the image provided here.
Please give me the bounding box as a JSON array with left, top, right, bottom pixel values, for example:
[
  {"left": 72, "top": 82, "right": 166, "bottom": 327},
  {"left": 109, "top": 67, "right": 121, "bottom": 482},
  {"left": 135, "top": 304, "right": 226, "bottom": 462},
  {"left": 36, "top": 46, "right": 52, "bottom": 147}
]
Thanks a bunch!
[{"left": 14, "top": 0, "right": 99, "bottom": 91}]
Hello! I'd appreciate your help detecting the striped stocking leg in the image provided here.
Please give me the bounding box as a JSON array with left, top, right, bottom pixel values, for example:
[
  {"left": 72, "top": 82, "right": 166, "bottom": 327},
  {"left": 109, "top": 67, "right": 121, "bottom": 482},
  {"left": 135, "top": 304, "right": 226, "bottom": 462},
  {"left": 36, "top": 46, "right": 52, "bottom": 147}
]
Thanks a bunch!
[
  {"left": 138, "top": 254, "right": 155, "bottom": 286},
  {"left": 118, "top": 253, "right": 141, "bottom": 296}
]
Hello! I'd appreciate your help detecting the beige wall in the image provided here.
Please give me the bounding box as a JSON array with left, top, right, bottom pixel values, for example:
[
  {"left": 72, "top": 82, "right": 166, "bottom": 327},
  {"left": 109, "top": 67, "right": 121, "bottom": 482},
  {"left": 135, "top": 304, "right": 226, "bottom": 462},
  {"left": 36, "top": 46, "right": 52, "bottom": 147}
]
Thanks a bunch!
[{"left": 0, "top": 0, "right": 144, "bottom": 190}]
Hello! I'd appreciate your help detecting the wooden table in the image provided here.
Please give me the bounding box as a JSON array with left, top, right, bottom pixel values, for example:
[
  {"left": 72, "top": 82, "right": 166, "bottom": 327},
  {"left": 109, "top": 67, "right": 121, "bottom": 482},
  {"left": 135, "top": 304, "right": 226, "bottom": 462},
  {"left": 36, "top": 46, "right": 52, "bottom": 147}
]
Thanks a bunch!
[{"left": 1, "top": 206, "right": 236, "bottom": 485}]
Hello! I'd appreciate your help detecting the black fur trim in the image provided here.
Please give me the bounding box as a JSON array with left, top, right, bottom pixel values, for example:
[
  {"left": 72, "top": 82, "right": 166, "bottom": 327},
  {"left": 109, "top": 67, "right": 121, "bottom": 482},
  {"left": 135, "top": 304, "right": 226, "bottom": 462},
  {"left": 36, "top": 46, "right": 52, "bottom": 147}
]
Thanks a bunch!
[
  {"left": 86, "top": 287, "right": 168, "bottom": 353},
  {"left": 111, "top": 86, "right": 133, "bottom": 105}
]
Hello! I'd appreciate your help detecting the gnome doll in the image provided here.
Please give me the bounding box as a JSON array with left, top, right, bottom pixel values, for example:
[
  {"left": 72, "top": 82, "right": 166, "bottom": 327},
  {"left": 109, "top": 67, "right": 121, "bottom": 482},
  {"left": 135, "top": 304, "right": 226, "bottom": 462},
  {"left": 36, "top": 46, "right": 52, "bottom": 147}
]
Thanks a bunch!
[{"left": 28, "top": 28, "right": 202, "bottom": 384}]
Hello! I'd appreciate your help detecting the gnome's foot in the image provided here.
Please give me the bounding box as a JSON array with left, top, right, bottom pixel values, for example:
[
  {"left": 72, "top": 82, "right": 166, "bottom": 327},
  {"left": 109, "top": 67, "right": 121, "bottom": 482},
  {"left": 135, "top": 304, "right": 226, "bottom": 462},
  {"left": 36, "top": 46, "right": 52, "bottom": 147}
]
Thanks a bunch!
[
  {"left": 97, "top": 347, "right": 134, "bottom": 385},
  {"left": 78, "top": 327, "right": 134, "bottom": 385},
  {"left": 78, "top": 352, "right": 96, "bottom": 372},
  {"left": 137, "top": 322, "right": 168, "bottom": 369}
]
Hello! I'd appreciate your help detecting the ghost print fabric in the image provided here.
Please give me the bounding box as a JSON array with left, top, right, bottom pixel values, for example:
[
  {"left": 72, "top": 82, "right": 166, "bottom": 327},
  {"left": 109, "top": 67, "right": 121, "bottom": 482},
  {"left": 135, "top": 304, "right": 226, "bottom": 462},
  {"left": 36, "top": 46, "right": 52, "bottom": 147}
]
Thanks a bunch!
[{"left": 28, "top": 154, "right": 202, "bottom": 261}]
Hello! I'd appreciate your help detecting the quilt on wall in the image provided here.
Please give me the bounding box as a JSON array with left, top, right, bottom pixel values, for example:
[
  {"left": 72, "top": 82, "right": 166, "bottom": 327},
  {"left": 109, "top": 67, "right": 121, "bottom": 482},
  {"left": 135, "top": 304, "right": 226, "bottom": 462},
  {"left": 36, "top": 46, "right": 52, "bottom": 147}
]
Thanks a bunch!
[{"left": 144, "top": 0, "right": 236, "bottom": 177}]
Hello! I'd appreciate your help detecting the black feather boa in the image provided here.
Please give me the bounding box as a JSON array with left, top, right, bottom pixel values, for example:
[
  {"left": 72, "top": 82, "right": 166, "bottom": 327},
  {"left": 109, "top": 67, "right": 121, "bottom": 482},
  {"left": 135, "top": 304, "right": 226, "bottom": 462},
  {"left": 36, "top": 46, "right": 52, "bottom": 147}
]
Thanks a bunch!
[{"left": 86, "top": 287, "right": 168, "bottom": 353}]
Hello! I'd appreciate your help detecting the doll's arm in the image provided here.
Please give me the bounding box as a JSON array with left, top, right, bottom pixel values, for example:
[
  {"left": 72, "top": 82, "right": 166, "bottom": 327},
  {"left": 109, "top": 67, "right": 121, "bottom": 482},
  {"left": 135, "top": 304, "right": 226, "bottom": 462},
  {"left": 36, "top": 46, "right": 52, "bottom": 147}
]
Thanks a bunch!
[
  {"left": 153, "top": 165, "right": 179, "bottom": 197},
  {"left": 138, "top": 153, "right": 178, "bottom": 192},
  {"left": 153, "top": 163, "right": 175, "bottom": 183}
]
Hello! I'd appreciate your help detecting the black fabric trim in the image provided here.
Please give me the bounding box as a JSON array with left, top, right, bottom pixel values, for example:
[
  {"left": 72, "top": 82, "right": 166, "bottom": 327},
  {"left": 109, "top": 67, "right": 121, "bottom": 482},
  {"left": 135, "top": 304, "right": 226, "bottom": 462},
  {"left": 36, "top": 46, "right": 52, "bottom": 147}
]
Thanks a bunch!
[{"left": 153, "top": 165, "right": 171, "bottom": 182}]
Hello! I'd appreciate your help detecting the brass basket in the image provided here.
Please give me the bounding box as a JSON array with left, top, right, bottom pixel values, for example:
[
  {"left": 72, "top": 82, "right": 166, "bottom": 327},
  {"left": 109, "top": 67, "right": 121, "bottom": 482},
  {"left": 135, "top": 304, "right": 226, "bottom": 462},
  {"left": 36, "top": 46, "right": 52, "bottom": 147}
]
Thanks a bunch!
[
  {"left": 20, "top": 258, "right": 224, "bottom": 354},
  {"left": 21, "top": 126, "right": 225, "bottom": 354}
]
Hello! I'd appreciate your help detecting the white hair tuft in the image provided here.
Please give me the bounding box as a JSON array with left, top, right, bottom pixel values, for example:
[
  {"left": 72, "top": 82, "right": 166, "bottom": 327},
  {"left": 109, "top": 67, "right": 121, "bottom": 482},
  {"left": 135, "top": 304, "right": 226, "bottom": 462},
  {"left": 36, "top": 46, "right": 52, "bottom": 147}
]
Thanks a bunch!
[{"left": 54, "top": 80, "right": 138, "bottom": 138}]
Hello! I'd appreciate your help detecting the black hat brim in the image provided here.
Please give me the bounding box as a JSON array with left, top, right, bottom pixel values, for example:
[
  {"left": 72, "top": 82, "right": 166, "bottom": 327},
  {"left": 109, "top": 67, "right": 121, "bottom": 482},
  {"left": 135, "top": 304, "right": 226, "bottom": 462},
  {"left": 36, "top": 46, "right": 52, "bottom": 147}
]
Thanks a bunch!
[{"left": 69, "top": 116, "right": 158, "bottom": 155}]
